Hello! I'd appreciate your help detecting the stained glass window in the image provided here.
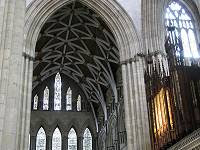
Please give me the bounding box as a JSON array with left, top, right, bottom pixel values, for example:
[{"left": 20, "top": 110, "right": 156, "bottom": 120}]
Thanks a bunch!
[
  {"left": 66, "top": 87, "right": 72, "bottom": 111},
  {"left": 77, "top": 95, "right": 81, "bottom": 111},
  {"left": 68, "top": 128, "right": 77, "bottom": 150},
  {"left": 165, "top": 1, "right": 199, "bottom": 58},
  {"left": 43, "top": 87, "right": 49, "bottom": 110},
  {"left": 54, "top": 73, "right": 62, "bottom": 110},
  {"left": 83, "top": 128, "right": 92, "bottom": 150},
  {"left": 33, "top": 94, "right": 38, "bottom": 110},
  {"left": 36, "top": 127, "right": 46, "bottom": 150},
  {"left": 52, "top": 128, "right": 62, "bottom": 150}
]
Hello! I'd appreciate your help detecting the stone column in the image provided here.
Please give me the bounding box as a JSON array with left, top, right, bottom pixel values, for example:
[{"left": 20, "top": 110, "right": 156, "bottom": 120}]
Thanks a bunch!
[
  {"left": 77, "top": 136, "right": 83, "bottom": 150},
  {"left": 62, "top": 136, "right": 67, "bottom": 150},
  {"left": 30, "top": 135, "right": 36, "bottom": 150},
  {"left": 0, "top": 0, "right": 26, "bottom": 149},
  {"left": 46, "top": 135, "right": 52, "bottom": 150},
  {"left": 121, "top": 57, "right": 151, "bottom": 150},
  {"left": 92, "top": 136, "right": 98, "bottom": 150}
]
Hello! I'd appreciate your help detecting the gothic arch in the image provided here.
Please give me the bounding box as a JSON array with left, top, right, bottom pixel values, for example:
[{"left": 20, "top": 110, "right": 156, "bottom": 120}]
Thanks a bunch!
[
  {"left": 25, "top": 0, "right": 141, "bottom": 124},
  {"left": 163, "top": 0, "right": 200, "bottom": 45},
  {"left": 24, "top": 0, "right": 142, "bottom": 149}
]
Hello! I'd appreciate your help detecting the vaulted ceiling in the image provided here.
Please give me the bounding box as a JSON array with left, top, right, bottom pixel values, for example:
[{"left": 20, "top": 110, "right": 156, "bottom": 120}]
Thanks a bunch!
[{"left": 33, "top": 1, "right": 120, "bottom": 111}]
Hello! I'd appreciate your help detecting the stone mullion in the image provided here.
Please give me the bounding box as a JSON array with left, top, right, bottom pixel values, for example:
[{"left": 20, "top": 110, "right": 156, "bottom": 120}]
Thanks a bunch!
[
  {"left": 30, "top": 135, "right": 36, "bottom": 150},
  {"left": 0, "top": 0, "right": 25, "bottom": 149},
  {"left": 46, "top": 135, "right": 52, "bottom": 150},
  {"left": 62, "top": 136, "right": 67, "bottom": 150},
  {"left": 121, "top": 64, "right": 134, "bottom": 149},
  {"left": 77, "top": 136, "right": 83, "bottom": 150}
]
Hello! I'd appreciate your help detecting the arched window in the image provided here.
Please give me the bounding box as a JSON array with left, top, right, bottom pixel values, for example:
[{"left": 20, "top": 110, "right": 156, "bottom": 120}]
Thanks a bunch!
[
  {"left": 77, "top": 95, "right": 81, "bottom": 111},
  {"left": 43, "top": 87, "right": 49, "bottom": 110},
  {"left": 66, "top": 87, "right": 72, "bottom": 111},
  {"left": 33, "top": 94, "right": 38, "bottom": 110},
  {"left": 52, "top": 128, "right": 62, "bottom": 150},
  {"left": 83, "top": 128, "right": 92, "bottom": 150},
  {"left": 68, "top": 128, "right": 77, "bottom": 150},
  {"left": 36, "top": 127, "right": 46, "bottom": 150},
  {"left": 54, "top": 73, "right": 62, "bottom": 110},
  {"left": 165, "top": 1, "right": 199, "bottom": 58}
]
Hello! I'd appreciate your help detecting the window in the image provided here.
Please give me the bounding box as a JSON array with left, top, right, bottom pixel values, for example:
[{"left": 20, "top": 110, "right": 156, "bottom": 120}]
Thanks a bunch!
[
  {"left": 54, "top": 73, "right": 62, "bottom": 110},
  {"left": 66, "top": 87, "right": 72, "bottom": 111},
  {"left": 77, "top": 95, "right": 81, "bottom": 111},
  {"left": 33, "top": 94, "right": 38, "bottom": 110},
  {"left": 165, "top": 1, "right": 199, "bottom": 58},
  {"left": 52, "top": 128, "right": 62, "bottom": 150},
  {"left": 83, "top": 128, "right": 92, "bottom": 150},
  {"left": 36, "top": 127, "right": 46, "bottom": 150},
  {"left": 68, "top": 128, "right": 77, "bottom": 150},
  {"left": 43, "top": 87, "right": 49, "bottom": 110}
]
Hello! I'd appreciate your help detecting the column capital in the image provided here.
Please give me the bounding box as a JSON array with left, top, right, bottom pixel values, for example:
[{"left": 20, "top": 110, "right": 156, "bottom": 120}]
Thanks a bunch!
[
  {"left": 22, "top": 52, "right": 35, "bottom": 61},
  {"left": 120, "top": 53, "right": 146, "bottom": 65}
]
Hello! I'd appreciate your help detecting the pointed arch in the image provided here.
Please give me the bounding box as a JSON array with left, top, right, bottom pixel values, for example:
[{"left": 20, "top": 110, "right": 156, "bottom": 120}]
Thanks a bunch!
[
  {"left": 68, "top": 128, "right": 77, "bottom": 150},
  {"left": 165, "top": 0, "right": 199, "bottom": 58},
  {"left": 77, "top": 95, "right": 81, "bottom": 112},
  {"left": 36, "top": 127, "right": 46, "bottom": 150},
  {"left": 52, "top": 128, "right": 62, "bottom": 150},
  {"left": 54, "top": 72, "right": 62, "bottom": 110},
  {"left": 83, "top": 128, "right": 92, "bottom": 150},
  {"left": 33, "top": 94, "right": 38, "bottom": 110},
  {"left": 66, "top": 87, "right": 72, "bottom": 111},
  {"left": 43, "top": 87, "right": 49, "bottom": 110}
]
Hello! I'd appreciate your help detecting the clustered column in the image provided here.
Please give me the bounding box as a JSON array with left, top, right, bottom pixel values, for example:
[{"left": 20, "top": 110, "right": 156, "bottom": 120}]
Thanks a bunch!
[
  {"left": 121, "top": 56, "right": 151, "bottom": 150},
  {"left": 0, "top": 0, "right": 26, "bottom": 149}
]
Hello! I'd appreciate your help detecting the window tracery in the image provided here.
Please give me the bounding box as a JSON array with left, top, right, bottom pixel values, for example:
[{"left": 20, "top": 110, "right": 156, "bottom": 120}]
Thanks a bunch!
[
  {"left": 165, "top": 1, "right": 199, "bottom": 58},
  {"left": 43, "top": 87, "right": 49, "bottom": 110},
  {"left": 36, "top": 127, "right": 46, "bottom": 150},
  {"left": 83, "top": 128, "right": 92, "bottom": 150},
  {"left": 66, "top": 87, "right": 72, "bottom": 111},
  {"left": 68, "top": 128, "right": 77, "bottom": 150},
  {"left": 54, "top": 73, "right": 62, "bottom": 110},
  {"left": 77, "top": 95, "right": 81, "bottom": 112},
  {"left": 33, "top": 94, "right": 38, "bottom": 110},
  {"left": 52, "top": 128, "right": 62, "bottom": 150}
]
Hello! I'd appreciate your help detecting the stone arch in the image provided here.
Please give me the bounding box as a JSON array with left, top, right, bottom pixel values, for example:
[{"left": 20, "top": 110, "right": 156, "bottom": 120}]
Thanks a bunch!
[
  {"left": 25, "top": 0, "right": 141, "bottom": 60},
  {"left": 24, "top": 0, "right": 143, "bottom": 149},
  {"left": 24, "top": 0, "right": 142, "bottom": 127}
]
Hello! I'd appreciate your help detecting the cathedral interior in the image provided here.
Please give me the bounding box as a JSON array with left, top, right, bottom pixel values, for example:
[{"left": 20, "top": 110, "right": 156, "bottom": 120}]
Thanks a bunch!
[{"left": 0, "top": 0, "right": 200, "bottom": 150}]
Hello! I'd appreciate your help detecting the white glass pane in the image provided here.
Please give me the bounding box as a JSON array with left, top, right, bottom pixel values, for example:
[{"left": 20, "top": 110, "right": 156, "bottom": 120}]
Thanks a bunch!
[
  {"left": 188, "top": 30, "right": 199, "bottom": 58},
  {"left": 43, "top": 87, "right": 49, "bottom": 110},
  {"left": 54, "top": 73, "right": 62, "bottom": 110},
  {"left": 77, "top": 95, "right": 81, "bottom": 111},
  {"left": 33, "top": 95, "right": 38, "bottom": 110},
  {"left": 66, "top": 87, "right": 72, "bottom": 111},
  {"left": 169, "top": 2, "right": 181, "bottom": 11},
  {"left": 36, "top": 128, "right": 46, "bottom": 150},
  {"left": 83, "top": 128, "right": 92, "bottom": 150},
  {"left": 68, "top": 128, "right": 77, "bottom": 150},
  {"left": 181, "top": 29, "right": 192, "bottom": 57},
  {"left": 52, "top": 128, "right": 62, "bottom": 150}
]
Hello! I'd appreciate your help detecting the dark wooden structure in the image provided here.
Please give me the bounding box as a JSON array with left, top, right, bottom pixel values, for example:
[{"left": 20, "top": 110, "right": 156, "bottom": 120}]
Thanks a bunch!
[{"left": 145, "top": 27, "right": 200, "bottom": 149}]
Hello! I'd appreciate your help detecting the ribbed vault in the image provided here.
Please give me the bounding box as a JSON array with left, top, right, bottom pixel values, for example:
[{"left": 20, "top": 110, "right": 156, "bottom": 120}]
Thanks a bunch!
[{"left": 33, "top": 1, "right": 119, "bottom": 113}]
